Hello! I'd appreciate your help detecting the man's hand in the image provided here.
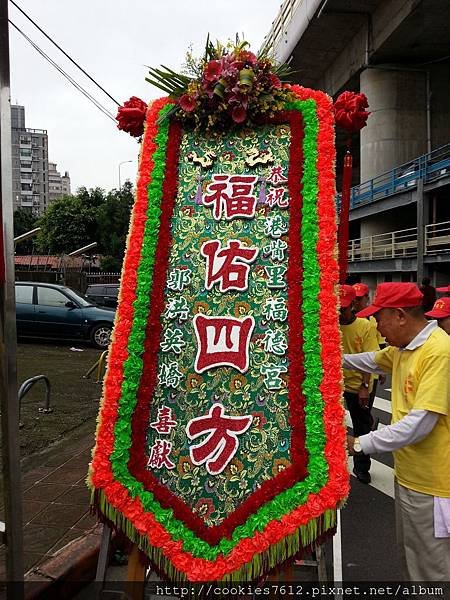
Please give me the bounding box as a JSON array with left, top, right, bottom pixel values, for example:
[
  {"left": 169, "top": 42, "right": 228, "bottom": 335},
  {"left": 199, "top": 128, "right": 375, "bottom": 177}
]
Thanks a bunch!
[
  {"left": 358, "top": 385, "right": 370, "bottom": 408},
  {"left": 347, "top": 434, "right": 356, "bottom": 456}
]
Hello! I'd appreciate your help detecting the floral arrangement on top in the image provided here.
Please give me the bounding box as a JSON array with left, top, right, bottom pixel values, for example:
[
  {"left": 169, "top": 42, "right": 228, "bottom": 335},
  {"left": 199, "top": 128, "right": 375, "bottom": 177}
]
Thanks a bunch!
[{"left": 145, "top": 37, "right": 294, "bottom": 131}]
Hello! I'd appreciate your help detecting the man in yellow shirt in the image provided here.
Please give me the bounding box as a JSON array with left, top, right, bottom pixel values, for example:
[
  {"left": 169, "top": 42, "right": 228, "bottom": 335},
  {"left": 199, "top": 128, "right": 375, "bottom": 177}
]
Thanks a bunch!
[
  {"left": 353, "top": 283, "right": 386, "bottom": 415},
  {"left": 345, "top": 282, "right": 450, "bottom": 581},
  {"left": 425, "top": 296, "right": 450, "bottom": 335},
  {"left": 340, "top": 285, "right": 379, "bottom": 484}
]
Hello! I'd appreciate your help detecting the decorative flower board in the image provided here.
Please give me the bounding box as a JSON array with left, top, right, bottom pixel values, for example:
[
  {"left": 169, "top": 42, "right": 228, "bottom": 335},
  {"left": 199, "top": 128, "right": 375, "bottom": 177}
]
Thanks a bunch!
[{"left": 89, "top": 85, "right": 348, "bottom": 582}]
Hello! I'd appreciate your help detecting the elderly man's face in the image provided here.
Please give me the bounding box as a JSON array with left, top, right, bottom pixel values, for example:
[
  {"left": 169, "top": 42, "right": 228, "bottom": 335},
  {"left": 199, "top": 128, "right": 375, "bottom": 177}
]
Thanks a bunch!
[{"left": 374, "top": 308, "right": 405, "bottom": 347}]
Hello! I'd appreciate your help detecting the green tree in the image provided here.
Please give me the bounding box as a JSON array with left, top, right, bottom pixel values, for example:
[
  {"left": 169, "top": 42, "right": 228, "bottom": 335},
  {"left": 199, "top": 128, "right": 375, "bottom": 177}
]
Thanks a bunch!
[
  {"left": 36, "top": 192, "right": 100, "bottom": 254},
  {"left": 13, "top": 207, "right": 36, "bottom": 237},
  {"left": 96, "top": 181, "right": 134, "bottom": 268},
  {"left": 34, "top": 184, "right": 133, "bottom": 269},
  {"left": 13, "top": 207, "right": 38, "bottom": 253}
]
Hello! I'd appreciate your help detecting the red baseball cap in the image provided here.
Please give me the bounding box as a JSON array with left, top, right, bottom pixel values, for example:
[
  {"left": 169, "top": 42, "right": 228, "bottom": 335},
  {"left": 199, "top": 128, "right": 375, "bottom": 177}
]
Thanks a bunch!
[
  {"left": 353, "top": 283, "right": 369, "bottom": 297},
  {"left": 436, "top": 285, "right": 450, "bottom": 293},
  {"left": 340, "top": 284, "right": 356, "bottom": 308},
  {"left": 425, "top": 297, "right": 450, "bottom": 319},
  {"left": 356, "top": 282, "right": 424, "bottom": 318}
]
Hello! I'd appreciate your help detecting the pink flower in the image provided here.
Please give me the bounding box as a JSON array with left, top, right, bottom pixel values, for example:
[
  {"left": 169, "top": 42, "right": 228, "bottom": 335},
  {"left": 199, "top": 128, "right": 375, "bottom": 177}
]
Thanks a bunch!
[
  {"left": 204, "top": 60, "right": 222, "bottom": 82},
  {"left": 231, "top": 105, "right": 247, "bottom": 123},
  {"left": 178, "top": 94, "right": 197, "bottom": 113}
]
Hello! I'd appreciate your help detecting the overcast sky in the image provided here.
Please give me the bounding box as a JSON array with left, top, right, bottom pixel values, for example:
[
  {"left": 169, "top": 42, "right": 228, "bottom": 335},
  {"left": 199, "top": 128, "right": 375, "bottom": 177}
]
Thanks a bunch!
[{"left": 9, "top": 0, "right": 281, "bottom": 193}]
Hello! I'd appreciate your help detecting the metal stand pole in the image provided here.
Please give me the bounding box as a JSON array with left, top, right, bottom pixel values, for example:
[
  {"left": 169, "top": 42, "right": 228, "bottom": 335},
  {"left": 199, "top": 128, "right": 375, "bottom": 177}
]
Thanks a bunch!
[
  {"left": 0, "top": 1, "right": 25, "bottom": 596},
  {"left": 333, "top": 509, "right": 343, "bottom": 597},
  {"left": 95, "top": 523, "right": 112, "bottom": 589}
]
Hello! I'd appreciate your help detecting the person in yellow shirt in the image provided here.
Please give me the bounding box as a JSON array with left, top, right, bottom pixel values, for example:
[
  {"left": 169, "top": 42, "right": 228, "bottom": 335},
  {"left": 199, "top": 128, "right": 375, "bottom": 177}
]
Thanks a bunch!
[
  {"left": 345, "top": 282, "right": 450, "bottom": 581},
  {"left": 425, "top": 296, "right": 450, "bottom": 335},
  {"left": 353, "top": 283, "right": 386, "bottom": 347},
  {"left": 340, "top": 285, "right": 379, "bottom": 484},
  {"left": 353, "top": 283, "right": 386, "bottom": 418}
]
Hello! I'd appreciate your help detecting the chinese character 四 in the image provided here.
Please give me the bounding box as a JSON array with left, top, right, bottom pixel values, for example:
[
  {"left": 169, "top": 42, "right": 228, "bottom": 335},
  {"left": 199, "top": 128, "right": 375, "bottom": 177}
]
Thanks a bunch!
[{"left": 193, "top": 314, "right": 255, "bottom": 373}]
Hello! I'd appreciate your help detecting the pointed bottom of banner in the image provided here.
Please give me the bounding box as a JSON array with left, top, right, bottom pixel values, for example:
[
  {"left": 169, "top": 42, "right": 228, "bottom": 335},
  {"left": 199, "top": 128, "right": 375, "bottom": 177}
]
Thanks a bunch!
[{"left": 90, "top": 488, "right": 337, "bottom": 582}]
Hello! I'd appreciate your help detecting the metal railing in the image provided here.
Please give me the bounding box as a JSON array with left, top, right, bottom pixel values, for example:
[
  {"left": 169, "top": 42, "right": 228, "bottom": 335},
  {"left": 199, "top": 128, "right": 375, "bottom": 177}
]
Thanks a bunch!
[
  {"left": 85, "top": 272, "right": 120, "bottom": 285},
  {"left": 348, "top": 227, "right": 418, "bottom": 262},
  {"left": 344, "top": 143, "right": 450, "bottom": 209},
  {"left": 261, "top": 0, "right": 301, "bottom": 54},
  {"left": 425, "top": 221, "right": 450, "bottom": 255},
  {"left": 348, "top": 220, "right": 450, "bottom": 261},
  {"left": 83, "top": 350, "right": 108, "bottom": 383},
  {"left": 18, "top": 375, "right": 52, "bottom": 428}
]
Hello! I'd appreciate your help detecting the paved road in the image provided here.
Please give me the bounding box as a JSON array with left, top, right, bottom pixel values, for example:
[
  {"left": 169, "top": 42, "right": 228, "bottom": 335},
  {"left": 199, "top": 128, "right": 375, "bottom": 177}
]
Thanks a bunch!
[{"left": 336, "top": 376, "right": 401, "bottom": 581}]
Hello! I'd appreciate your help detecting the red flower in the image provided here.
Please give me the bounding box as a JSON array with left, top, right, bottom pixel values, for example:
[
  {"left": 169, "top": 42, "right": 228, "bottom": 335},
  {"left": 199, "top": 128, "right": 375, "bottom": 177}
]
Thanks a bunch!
[
  {"left": 239, "top": 50, "right": 257, "bottom": 66},
  {"left": 179, "top": 94, "right": 197, "bottom": 113},
  {"left": 204, "top": 60, "right": 222, "bottom": 82},
  {"left": 231, "top": 105, "right": 247, "bottom": 123},
  {"left": 333, "top": 91, "right": 370, "bottom": 133},
  {"left": 269, "top": 74, "right": 282, "bottom": 89},
  {"left": 116, "top": 96, "right": 147, "bottom": 137}
]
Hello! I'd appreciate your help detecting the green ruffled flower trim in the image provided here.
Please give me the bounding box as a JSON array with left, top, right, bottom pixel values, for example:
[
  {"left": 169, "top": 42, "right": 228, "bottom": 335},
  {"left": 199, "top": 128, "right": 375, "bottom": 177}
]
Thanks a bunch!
[{"left": 109, "top": 100, "right": 328, "bottom": 561}]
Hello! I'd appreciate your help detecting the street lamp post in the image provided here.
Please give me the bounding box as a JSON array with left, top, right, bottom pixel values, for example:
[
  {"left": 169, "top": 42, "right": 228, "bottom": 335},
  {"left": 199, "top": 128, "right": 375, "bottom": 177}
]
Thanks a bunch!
[{"left": 118, "top": 160, "right": 133, "bottom": 189}]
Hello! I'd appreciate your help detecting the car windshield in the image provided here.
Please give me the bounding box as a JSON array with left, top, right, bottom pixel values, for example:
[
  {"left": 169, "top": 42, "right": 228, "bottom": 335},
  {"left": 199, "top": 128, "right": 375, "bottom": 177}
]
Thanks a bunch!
[{"left": 64, "top": 287, "right": 95, "bottom": 307}]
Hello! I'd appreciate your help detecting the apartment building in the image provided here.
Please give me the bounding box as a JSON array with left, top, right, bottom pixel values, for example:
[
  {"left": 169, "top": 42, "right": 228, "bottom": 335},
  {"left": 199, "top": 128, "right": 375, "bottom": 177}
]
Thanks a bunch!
[
  {"left": 48, "top": 161, "right": 71, "bottom": 204},
  {"left": 11, "top": 104, "right": 49, "bottom": 215}
]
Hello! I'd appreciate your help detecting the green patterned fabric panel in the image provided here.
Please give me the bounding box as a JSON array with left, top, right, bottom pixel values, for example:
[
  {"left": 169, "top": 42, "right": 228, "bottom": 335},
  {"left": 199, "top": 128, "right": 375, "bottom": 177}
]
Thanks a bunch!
[{"left": 147, "top": 123, "right": 294, "bottom": 526}]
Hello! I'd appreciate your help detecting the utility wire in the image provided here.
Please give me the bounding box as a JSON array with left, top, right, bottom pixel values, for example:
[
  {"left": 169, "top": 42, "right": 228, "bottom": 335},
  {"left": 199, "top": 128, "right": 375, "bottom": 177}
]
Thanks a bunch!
[
  {"left": 10, "top": 20, "right": 117, "bottom": 124},
  {"left": 10, "top": 0, "right": 120, "bottom": 106}
]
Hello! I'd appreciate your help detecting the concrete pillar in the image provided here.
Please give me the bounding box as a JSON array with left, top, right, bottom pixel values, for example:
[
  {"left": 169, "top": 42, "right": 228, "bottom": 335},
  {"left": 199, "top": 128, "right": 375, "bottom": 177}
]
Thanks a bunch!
[
  {"left": 360, "top": 68, "right": 427, "bottom": 182},
  {"left": 416, "top": 179, "right": 425, "bottom": 284},
  {"left": 430, "top": 63, "right": 450, "bottom": 150}
]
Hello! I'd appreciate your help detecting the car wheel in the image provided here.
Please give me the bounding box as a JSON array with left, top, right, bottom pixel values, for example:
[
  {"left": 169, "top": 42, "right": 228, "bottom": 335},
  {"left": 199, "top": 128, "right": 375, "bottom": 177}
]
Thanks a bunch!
[{"left": 90, "top": 323, "right": 112, "bottom": 349}]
